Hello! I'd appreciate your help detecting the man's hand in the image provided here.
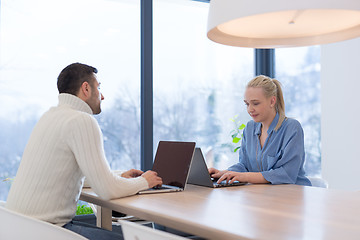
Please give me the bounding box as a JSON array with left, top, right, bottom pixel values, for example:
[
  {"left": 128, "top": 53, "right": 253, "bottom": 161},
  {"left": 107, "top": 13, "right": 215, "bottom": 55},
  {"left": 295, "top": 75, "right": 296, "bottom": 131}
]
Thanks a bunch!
[
  {"left": 121, "top": 169, "right": 144, "bottom": 178},
  {"left": 208, "top": 167, "right": 228, "bottom": 179},
  {"left": 141, "top": 171, "right": 163, "bottom": 188}
]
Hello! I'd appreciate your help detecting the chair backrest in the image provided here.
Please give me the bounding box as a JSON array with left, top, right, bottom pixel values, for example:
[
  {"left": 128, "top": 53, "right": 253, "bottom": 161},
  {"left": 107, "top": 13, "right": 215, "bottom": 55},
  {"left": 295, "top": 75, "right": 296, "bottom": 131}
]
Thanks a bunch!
[
  {"left": 120, "top": 220, "right": 188, "bottom": 240},
  {"left": 0, "top": 206, "right": 87, "bottom": 240},
  {"left": 308, "top": 177, "right": 329, "bottom": 188}
]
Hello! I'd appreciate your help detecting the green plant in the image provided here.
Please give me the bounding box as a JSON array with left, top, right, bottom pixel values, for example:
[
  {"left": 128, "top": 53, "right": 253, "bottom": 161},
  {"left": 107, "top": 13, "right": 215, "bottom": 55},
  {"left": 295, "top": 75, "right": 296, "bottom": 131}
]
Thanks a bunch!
[
  {"left": 76, "top": 204, "right": 94, "bottom": 215},
  {"left": 2, "top": 178, "right": 14, "bottom": 182},
  {"left": 230, "top": 115, "right": 246, "bottom": 152}
]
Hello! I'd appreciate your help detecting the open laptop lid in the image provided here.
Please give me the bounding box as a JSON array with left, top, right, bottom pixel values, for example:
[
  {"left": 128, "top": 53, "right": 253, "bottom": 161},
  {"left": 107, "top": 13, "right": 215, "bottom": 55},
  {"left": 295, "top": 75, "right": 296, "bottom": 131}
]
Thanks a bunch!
[
  {"left": 187, "top": 148, "right": 214, "bottom": 187},
  {"left": 188, "top": 148, "right": 246, "bottom": 188},
  {"left": 152, "top": 141, "right": 196, "bottom": 189}
]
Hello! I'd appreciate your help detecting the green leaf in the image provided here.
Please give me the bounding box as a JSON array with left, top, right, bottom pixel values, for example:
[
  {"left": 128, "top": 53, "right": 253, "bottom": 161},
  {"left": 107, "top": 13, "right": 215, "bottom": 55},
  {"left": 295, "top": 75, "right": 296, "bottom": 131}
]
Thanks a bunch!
[
  {"left": 2, "top": 178, "right": 14, "bottom": 182},
  {"left": 76, "top": 204, "right": 94, "bottom": 215},
  {"left": 229, "top": 117, "right": 246, "bottom": 154}
]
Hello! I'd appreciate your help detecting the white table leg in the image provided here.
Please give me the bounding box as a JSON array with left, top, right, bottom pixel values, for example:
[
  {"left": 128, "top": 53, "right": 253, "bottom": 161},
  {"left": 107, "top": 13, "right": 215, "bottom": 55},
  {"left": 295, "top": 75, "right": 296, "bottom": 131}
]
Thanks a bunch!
[{"left": 96, "top": 206, "right": 112, "bottom": 231}]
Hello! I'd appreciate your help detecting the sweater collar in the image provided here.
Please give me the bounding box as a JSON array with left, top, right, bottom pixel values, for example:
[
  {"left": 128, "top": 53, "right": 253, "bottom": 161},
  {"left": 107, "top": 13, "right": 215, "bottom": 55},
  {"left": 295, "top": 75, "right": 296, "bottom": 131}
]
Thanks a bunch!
[
  {"left": 255, "top": 113, "right": 279, "bottom": 136},
  {"left": 58, "top": 93, "right": 93, "bottom": 115}
]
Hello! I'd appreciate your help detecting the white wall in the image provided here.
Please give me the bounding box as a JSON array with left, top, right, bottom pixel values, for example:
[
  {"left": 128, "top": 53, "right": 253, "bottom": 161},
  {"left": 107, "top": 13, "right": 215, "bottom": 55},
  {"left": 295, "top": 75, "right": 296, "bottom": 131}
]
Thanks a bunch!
[{"left": 321, "top": 38, "right": 360, "bottom": 190}]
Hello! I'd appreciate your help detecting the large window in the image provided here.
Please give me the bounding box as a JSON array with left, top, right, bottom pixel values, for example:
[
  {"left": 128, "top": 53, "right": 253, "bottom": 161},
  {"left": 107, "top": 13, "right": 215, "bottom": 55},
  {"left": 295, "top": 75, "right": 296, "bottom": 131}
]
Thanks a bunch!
[
  {"left": 0, "top": 0, "right": 141, "bottom": 201},
  {"left": 276, "top": 46, "right": 321, "bottom": 176},
  {"left": 0, "top": 0, "right": 322, "bottom": 202},
  {"left": 153, "top": 0, "right": 254, "bottom": 169},
  {"left": 153, "top": 1, "right": 321, "bottom": 176}
]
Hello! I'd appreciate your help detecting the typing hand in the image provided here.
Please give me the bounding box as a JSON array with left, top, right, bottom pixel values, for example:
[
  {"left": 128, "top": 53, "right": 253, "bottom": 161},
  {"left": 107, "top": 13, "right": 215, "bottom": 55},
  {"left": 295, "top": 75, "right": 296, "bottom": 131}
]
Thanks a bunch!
[
  {"left": 208, "top": 168, "right": 228, "bottom": 179},
  {"left": 217, "top": 171, "right": 242, "bottom": 185},
  {"left": 141, "top": 171, "right": 163, "bottom": 188},
  {"left": 121, "top": 169, "right": 144, "bottom": 178}
]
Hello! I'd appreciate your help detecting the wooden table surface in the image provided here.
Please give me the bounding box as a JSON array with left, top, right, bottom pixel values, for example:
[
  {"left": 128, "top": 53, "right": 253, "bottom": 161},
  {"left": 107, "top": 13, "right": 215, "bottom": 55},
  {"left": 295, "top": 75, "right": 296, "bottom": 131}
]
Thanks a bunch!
[{"left": 81, "top": 184, "right": 360, "bottom": 240}]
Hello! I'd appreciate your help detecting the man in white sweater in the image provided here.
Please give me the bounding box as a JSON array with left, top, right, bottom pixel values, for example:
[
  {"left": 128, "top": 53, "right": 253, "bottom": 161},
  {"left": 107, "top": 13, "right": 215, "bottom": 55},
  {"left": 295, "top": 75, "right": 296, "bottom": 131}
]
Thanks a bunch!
[{"left": 6, "top": 63, "right": 162, "bottom": 239}]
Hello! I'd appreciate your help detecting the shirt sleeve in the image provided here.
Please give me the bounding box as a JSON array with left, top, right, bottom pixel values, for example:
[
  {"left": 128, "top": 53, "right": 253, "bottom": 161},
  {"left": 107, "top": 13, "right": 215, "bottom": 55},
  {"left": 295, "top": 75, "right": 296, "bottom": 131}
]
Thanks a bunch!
[
  {"left": 227, "top": 126, "right": 249, "bottom": 172},
  {"left": 66, "top": 114, "right": 149, "bottom": 200},
  {"left": 261, "top": 122, "right": 305, "bottom": 184}
]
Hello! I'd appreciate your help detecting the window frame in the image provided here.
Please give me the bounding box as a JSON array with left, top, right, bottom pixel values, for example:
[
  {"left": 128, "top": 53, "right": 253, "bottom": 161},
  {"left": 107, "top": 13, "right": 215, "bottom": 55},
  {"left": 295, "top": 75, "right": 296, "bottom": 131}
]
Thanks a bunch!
[{"left": 140, "top": 0, "right": 274, "bottom": 170}]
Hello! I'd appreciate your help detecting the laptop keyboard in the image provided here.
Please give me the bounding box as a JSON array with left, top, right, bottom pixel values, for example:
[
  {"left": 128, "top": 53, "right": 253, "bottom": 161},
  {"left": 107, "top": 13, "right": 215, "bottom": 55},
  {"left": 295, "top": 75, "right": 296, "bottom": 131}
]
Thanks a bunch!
[
  {"left": 152, "top": 185, "right": 169, "bottom": 190},
  {"left": 213, "top": 179, "right": 243, "bottom": 187}
]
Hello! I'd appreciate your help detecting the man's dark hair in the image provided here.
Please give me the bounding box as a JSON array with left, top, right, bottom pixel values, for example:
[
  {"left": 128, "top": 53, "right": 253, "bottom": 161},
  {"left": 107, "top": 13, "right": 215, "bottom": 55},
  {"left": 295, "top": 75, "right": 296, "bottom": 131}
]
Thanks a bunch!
[{"left": 57, "top": 63, "right": 98, "bottom": 95}]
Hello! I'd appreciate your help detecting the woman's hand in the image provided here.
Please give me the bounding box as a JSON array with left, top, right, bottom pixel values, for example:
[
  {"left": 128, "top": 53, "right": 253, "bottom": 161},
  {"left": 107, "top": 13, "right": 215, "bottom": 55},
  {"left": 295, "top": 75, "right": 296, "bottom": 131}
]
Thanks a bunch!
[
  {"left": 217, "top": 171, "right": 269, "bottom": 184},
  {"left": 208, "top": 168, "right": 228, "bottom": 179},
  {"left": 217, "top": 171, "right": 247, "bottom": 184}
]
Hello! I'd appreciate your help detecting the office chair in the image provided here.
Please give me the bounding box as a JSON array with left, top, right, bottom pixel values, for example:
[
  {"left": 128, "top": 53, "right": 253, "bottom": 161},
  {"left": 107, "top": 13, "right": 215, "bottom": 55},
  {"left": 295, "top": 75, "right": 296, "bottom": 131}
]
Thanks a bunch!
[
  {"left": 120, "top": 220, "right": 188, "bottom": 240},
  {"left": 308, "top": 177, "right": 329, "bottom": 188},
  {"left": 0, "top": 206, "right": 87, "bottom": 240}
]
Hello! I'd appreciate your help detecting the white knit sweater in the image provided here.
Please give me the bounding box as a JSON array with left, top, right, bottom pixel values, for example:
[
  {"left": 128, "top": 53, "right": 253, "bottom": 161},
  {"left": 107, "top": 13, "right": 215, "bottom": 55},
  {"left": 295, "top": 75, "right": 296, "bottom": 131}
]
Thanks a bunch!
[{"left": 6, "top": 94, "right": 148, "bottom": 226}]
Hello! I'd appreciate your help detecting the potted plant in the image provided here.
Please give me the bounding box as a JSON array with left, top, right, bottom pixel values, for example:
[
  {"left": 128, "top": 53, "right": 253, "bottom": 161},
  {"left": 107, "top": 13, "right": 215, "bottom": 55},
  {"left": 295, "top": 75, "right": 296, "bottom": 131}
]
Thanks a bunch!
[{"left": 230, "top": 115, "right": 246, "bottom": 152}]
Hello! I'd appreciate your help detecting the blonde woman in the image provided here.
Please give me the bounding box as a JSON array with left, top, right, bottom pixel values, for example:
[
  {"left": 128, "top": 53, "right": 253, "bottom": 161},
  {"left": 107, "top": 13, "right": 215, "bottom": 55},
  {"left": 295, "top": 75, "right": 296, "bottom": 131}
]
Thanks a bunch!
[{"left": 209, "top": 75, "right": 311, "bottom": 186}]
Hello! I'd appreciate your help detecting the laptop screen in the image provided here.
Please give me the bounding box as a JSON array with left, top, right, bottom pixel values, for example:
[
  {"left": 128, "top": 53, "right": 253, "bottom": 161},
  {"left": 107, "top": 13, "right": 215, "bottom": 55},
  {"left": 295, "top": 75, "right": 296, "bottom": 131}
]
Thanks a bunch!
[{"left": 152, "top": 141, "right": 196, "bottom": 188}]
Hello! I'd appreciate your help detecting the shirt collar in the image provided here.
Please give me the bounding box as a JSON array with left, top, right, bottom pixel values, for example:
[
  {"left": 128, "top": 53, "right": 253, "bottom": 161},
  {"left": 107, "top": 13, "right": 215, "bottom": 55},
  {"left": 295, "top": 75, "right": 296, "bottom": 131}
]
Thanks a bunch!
[
  {"left": 58, "top": 93, "right": 93, "bottom": 115},
  {"left": 255, "top": 113, "right": 280, "bottom": 136}
]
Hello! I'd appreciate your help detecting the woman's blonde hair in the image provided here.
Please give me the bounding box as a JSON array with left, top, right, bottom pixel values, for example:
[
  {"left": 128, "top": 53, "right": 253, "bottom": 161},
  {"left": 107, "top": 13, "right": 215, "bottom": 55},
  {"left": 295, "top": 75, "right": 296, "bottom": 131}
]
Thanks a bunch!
[{"left": 247, "top": 75, "right": 286, "bottom": 131}]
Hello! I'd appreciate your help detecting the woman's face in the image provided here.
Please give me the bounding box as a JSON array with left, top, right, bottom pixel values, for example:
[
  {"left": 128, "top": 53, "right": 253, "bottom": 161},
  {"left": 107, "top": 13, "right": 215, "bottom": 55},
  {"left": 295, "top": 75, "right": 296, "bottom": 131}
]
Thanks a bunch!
[{"left": 244, "top": 87, "right": 276, "bottom": 124}]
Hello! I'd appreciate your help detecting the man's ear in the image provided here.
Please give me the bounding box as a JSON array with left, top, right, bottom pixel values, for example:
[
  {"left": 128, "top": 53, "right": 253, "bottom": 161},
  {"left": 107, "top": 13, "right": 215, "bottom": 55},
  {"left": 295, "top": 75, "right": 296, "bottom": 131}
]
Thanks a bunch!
[
  {"left": 80, "top": 82, "right": 91, "bottom": 97},
  {"left": 77, "top": 81, "right": 91, "bottom": 101}
]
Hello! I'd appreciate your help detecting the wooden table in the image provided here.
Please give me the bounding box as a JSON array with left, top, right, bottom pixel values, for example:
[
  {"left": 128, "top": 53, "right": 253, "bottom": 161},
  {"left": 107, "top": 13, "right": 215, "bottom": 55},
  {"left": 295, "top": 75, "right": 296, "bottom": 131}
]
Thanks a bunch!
[{"left": 80, "top": 184, "right": 360, "bottom": 240}]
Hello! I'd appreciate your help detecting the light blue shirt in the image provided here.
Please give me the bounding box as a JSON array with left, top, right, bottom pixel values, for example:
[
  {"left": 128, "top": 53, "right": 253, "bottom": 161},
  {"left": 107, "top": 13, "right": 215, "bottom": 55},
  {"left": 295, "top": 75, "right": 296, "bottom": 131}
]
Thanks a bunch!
[{"left": 228, "top": 113, "right": 311, "bottom": 186}]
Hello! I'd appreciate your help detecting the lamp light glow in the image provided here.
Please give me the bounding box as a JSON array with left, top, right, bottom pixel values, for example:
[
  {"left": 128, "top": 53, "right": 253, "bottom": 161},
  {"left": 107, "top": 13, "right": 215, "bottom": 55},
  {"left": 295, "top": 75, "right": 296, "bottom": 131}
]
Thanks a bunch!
[{"left": 207, "top": 0, "right": 360, "bottom": 48}]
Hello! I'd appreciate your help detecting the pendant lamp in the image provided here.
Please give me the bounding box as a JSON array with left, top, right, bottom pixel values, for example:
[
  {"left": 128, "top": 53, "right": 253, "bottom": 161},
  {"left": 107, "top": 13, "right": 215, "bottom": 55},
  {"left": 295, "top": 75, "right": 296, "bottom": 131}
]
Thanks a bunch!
[{"left": 207, "top": 0, "right": 360, "bottom": 48}]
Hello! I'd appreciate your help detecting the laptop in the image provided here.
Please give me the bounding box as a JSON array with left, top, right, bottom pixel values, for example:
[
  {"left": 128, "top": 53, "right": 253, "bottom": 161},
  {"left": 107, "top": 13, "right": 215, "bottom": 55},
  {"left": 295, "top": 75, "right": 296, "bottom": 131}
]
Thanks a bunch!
[
  {"left": 187, "top": 148, "right": 246, "bottom": 188},
  {"left": 138, "top": 141, "right": 196, "bottom": 194}
]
